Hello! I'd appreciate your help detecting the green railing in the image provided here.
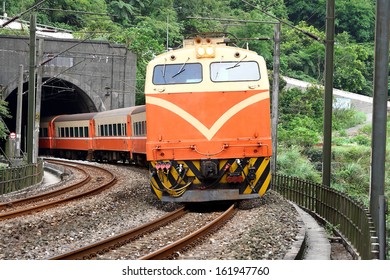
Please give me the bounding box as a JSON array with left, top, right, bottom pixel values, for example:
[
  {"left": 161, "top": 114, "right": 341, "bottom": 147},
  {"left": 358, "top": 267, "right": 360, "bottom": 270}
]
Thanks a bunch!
[
  {"left": 0, "top": 159, "right": 44, "bottom": 195},
  {"left": 272, "top": 173, "right": 379, "bottom": 260}
]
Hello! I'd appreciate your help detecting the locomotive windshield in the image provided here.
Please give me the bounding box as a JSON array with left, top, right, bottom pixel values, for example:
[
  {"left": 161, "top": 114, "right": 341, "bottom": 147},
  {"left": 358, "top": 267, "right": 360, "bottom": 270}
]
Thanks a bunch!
[
  {"left": 153, "top": 63, "right": 202, "bottom": 85},
  {"left": 210, "top": 61, "right": 260, "bottom": 82}
]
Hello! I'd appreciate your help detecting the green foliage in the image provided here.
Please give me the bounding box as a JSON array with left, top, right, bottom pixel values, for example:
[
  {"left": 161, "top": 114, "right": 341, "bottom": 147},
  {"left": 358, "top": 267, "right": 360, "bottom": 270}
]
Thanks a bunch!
[
  {"left": 276, "top": 145, "right": 321, "bottom": 183},
  {"left": 280, "top": 22, "right": 325, "bottom": 81},
  {"left": 331, "top": 145, "right": 372, "bottom": 202},
  {"left": 0, "top": 99, "right": 11, "bottom": 139},
  {"left": 2, "top": 0, "right": 389, "bottom": 258},
  {"left": 106, "top": 21, "right": 165, "bottom": 104},
  {"left": 332, "top": 108, "right": 366, "bottom": 131},
  {"left": 279, "top": 86, "right": 323, "bottom": 123},
  {"left": 333, "top": 145, "right": 371, "bottom": 163},
  {"left": 285, "top": 0, "right": 375, "bottom": 43},
  {"left": 107, "top": 0, "right": 147, "bottom": 27},
  {"left": 335, "top": 0, "right": 375, "bottom": 42},
  {"left": 3, "top": 0, "right": 384, "bottom": 99},
  {"left": 278, "top": 117, "right": 320, "bottom": 147},
  {"left": 351, "top": 135, "right": 370, "bottom": 146},
  {"left": 333, "top": 33, "right": 374, "bottom": 94}
]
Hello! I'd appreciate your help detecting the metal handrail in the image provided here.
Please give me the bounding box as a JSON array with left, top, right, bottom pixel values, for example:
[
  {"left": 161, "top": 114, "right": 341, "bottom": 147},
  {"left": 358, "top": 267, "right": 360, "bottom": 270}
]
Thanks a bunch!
[
  {"left": 0, "top": 159, "right": 44, "bottom": 195},
  {"left": 272, "top": 173, "right": 379, "bottom": 259}
]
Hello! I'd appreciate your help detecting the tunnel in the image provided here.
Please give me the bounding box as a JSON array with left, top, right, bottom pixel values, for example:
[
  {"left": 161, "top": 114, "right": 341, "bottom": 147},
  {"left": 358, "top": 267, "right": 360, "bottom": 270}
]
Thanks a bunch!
[{"left": 3, "top": 77, "right": 97, "bottom": 152}]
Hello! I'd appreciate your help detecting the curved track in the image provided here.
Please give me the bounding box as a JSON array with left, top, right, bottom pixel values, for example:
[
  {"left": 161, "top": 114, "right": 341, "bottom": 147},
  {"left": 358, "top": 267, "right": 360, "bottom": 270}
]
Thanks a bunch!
[
  {"left": 0, "top": 159, "right": 117, "bottom": 220},
  {"left": 50, "top": 204, "right": 237, "bottom": 260}
]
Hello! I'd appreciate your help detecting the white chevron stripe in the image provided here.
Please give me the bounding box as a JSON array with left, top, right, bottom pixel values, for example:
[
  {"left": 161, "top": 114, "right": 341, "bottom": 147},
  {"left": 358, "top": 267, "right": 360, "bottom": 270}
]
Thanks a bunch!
[{"left": 146, "top": 92, "right": 269, "bottom": 140}]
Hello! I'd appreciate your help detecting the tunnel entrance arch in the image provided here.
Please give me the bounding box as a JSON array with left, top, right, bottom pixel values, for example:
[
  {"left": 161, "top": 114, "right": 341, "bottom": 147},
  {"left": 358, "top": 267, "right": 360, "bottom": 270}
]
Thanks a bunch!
[{"left": 3, "top": 77, "right": 100, "bottom": 152}]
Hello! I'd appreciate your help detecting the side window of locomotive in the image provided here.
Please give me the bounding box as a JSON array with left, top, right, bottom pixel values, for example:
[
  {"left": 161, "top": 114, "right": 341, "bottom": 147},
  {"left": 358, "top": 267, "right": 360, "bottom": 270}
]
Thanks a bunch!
[
  {"left": 132, "top": 121, "right": 147, "bottom": 136},
  {"left": 210, "top": 61, "right": 260, "bottom": 82},
  {"left": 152, "top": 63, "right": 202, "bottom": 85},
  {"left": 84, "top": 127, "right": 89, "bottom": 137}
]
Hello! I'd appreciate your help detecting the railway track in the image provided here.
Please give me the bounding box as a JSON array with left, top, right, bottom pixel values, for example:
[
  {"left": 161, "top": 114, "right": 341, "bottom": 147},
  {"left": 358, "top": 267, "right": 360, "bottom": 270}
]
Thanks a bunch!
[
  {"left": 49, "top": 204, "right": 237, "bottom": 260},
  {"left": 0, "top": 159, "right": 117, "bottom": 220}
]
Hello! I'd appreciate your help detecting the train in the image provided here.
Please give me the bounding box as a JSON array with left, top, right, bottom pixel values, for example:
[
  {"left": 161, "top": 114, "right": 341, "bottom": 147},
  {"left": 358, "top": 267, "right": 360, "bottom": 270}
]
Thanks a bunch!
[
  {"left": 39, "top": 106, "right": 147, "bottom": 165},
  {"left": 40, "top": 35, "right": 272, "bottom": 203}
]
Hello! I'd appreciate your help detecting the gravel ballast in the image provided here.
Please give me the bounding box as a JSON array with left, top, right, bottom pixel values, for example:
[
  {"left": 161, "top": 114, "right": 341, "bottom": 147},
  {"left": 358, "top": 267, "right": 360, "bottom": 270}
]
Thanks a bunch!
[{"left": 0, "top": 162, "right": 300, "bottom": 260}]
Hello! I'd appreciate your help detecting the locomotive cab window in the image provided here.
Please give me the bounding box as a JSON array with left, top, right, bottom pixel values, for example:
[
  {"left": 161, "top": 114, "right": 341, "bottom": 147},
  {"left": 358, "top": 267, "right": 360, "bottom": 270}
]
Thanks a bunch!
[
  {"left": 210, "top": 61, "right": 260, "bottom": 82},
  {"left": 152, "top": 63, "right": 202, "bottom": 85}
]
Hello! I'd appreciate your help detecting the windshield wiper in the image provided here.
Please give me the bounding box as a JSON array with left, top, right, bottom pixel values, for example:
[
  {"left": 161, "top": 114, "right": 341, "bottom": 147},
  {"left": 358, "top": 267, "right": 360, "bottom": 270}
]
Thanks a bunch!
[
  {"left": 162, "top": 58, "right": 167, "bottom": 77},
  {"left": 214, "top": 56, "right": 224, "bottom": 80},
  {"left": 225, "top": 55, "right": 247, "bottom": 70},
  {"left": 172, "top": 57, "right": 190, "bottom": 78}
]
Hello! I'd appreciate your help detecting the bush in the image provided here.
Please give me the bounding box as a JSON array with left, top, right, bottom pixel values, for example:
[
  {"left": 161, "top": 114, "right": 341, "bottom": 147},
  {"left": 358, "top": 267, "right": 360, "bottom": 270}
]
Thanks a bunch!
[
  {"left": 333, "top": 108, "right": 366, "bottom": 131},
  {"left": 278, "top": 118, "right": 320, "bottom": 147},
  {"left": 276, "top": 145, "right": 321, "bottom": 183}
]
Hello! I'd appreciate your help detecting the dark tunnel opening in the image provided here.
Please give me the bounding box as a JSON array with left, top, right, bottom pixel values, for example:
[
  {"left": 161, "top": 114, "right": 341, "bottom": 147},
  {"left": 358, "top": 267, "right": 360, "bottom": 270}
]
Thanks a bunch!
[{"left": 3, "top": 77, "right": 97, "bottom": 152}]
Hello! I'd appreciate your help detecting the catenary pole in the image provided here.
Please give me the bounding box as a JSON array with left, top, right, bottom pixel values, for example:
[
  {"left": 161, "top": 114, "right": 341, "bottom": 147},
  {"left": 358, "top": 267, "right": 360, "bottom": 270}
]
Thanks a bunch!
[
  {"left": 370, "top": 0, "right": 389, "bottom": 260},
  {"left": 16, "top": 64, "right": 23, "bottom": 157},
  {"left": 271, "top": 23, "right": 280, "bottom": 175},
  {"left": 27, "top": 13, "right": 36, "bottom": 164},
  {"left": 34, "top": 38, "right": 44, "bottom": 162},
  {"left": 322, "top": 0, "right": 335, "bottom": 187}
]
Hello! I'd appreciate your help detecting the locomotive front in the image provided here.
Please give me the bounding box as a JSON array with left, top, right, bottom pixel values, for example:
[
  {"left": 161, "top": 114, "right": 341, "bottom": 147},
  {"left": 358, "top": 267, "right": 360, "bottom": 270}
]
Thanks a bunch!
[{"left": 145, "top": 36, "right": 272, "bottom": 202}]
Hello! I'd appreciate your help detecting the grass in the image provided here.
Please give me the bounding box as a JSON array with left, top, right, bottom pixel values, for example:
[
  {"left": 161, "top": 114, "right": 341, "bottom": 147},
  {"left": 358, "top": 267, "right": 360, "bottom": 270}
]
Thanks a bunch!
[{"left": 277, "top": 113, "right": 390, "bottom": 259}]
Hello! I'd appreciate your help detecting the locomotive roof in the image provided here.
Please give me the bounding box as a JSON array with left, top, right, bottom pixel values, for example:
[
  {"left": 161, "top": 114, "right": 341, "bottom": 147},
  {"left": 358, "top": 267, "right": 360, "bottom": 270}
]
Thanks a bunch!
[{"left": 93, "top": 105, "right": 145, "bottom": 119}]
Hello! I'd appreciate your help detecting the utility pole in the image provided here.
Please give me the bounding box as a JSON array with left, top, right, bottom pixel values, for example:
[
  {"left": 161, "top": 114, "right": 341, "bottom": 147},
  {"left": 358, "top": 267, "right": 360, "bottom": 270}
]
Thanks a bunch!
[
  {"left": 322, "top": 0, "right": 335, "bottom": 187},
  {"left": 27, "top": 13, "right": 36, "bottom": 164},
  {"left": 34, "top": 38, "right": 44, "bottom": 161},
  {"left": 271, "top": 22, "right": 281, "bottom": 175},
  {"left": 370, "top": 0, "right": 389, "bottom": 260},
  {"left": 16, "top": 64, "right": 23, "bottom": 157}
]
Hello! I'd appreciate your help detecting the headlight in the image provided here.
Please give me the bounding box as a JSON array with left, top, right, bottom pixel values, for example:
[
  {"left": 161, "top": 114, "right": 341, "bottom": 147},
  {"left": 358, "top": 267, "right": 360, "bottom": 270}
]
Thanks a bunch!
[
  {"left": 197, "top": 47, "right": 205, "bottom": 56},
  {"left": 195, "top": 37, "right": 216, "bottom": 58}
]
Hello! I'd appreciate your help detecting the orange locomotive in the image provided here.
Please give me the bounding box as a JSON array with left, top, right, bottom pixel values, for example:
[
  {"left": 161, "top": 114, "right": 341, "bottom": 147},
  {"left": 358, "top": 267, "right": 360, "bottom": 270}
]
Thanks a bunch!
[{"left": 145, "top": 36, "right": 272, "bottom": 202}]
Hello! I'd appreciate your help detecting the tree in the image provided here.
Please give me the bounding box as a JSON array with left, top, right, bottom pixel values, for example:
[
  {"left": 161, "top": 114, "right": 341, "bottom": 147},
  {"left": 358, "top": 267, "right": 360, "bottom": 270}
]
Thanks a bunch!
[
  {"left": 107, "top": 19, "right": 165, "bottom": 104},
  {"left": 107, "top": 0, "right": 149, "bottom": 27},
  {"left": 333, "top": 32, "right": 374, "bottom": 95},
  {"left": 284, "top": 0, "right": 375, "bottom": 43},
  {"left": 0, "top": 100, "right": 11, "bottom": 140},
  {"left": 335, "top": 0, "right": 375, "bottom": 43},
  {"left": 279, "top": 86, "right": 323, "bottom": 124},
  {"left": 284, "top": 0, "right": 325, "bottom": 29},
  {"left": 280, "top": 22, "right": 325, "bottom": 81}
]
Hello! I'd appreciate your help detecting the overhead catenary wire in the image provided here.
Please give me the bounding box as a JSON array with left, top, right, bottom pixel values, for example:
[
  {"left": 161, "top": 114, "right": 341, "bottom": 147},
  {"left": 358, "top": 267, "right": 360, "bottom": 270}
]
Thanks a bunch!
[
  {"left": 241, "top": 0, "right": 324, "bottom": 43},
  {"left": 1, "top": 0, "right": 48, "bottom": 28}
]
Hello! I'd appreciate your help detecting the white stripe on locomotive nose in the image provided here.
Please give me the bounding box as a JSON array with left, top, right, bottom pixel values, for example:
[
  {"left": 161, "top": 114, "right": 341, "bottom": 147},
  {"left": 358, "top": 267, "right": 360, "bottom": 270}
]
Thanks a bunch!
[{"left": 146, "top": 92, "right": 269, "bottom": 140}]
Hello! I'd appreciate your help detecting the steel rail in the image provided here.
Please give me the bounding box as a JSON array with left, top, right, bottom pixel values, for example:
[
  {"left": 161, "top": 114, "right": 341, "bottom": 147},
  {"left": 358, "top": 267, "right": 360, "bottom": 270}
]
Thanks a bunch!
[
  {"left": 0, "top": 161, "right": 90, "bottom": 211},
  {"left": 139, "top": 203, "right": 237, "bottom": 260},
  {"left": 49, "top": 207, "right": 186, "bottom": 260},
  {"left": 0, "top": 160, "right": 116, "bottom": 220}
]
